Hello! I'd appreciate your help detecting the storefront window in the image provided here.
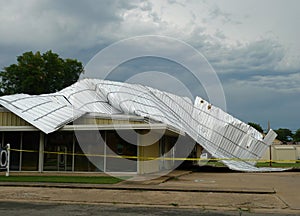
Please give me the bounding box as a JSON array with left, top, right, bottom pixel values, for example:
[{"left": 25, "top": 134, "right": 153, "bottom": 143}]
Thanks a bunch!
[
  {"left": 4, "top": 132, "right": 21, "bottom": 170},
  {"left": 44, "top": 132, "right": 73, "bottom": 171},
  {"left": 21, "top": 132, "right": 39, "bottom": 171},
  {"left": 0, "top": 132, "right": 2, "bottom": 147},
  {"left": 74, "top": 130, "right": 105, "bottom": 172},
  {"left": 106, "top": 130, "right": 137, "bottom": 172}
]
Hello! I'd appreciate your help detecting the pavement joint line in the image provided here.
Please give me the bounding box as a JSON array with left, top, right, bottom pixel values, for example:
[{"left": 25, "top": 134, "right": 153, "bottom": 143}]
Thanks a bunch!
[{"left": 274, "top": 193, "right": 290, "bottom": 209}]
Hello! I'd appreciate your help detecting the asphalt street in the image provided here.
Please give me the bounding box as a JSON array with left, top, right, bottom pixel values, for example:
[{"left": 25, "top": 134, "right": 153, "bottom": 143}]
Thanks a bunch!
[{"left": 0, "top": 201, "right": 295, "bottom": 216}]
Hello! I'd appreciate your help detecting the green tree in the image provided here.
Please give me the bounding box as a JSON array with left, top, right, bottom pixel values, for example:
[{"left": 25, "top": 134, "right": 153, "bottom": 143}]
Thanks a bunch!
[
  {"left": 274, "top": 128, "right": 293, "bottom": 142},
  {"left": 0, "top": 50, "right": 84, "bottom": 95},
  {"left": 293, "top": 129, "right": 300, "bottom": 142},
  {"left": 248, "top": 122, "right": 264, "bottom": 133}
]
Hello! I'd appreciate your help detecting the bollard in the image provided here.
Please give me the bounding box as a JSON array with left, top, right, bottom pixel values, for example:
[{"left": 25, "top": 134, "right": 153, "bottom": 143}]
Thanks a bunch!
[{"left": 6, "top": 144, "right": 10, "bottom": 177}]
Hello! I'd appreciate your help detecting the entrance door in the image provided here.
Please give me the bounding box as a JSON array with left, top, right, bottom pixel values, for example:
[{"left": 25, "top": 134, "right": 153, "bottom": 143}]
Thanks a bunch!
[
  {"left": 159, "top": 136, "right": 176, "bottom": 171},
  {"left": 43, "top": 132, "right": 73, "bottom": 171},
  {"left": 159, "top": 137, "right": 166, "bottom": 170},
  {"left": 57, "top": 146, "right": 67, "bottom": 171}
]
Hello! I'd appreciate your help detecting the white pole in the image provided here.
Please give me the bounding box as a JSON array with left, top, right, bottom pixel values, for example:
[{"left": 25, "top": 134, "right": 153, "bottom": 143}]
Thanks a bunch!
[
  {"left": 38, "top": 133, "right": 44, "bottom": 173},
  {"left": 72, "top": 135, "right": 75, "bottom": 172},
  {"left": 104, "top": 131, "right": 107, "bottom": 172},
  {"left": 6, "top": 143, "right": 10, "bottom": 177}
]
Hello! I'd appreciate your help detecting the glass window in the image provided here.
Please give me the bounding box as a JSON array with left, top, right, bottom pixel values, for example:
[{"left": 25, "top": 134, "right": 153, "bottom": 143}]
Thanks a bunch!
[
  {"left": 0, "top": 132, "right": 2, "bottom": 147},
  {"left": 21, "top": 132, "right": 39, "bottom": 171},
  {"left": 74, "top": 130, "right": 105, "bottom": 172},
  {"left": 4, "top": 132, "right": 21, "bottom": 171},
  {"left": 44, "top": 132, "right": 73, "bottom": 171},
  {"left": 159, "top": 135, "right": 177, "bottom": 170},
  {"left": 106, "top": 130, "right": 137, "bottom": 172}
]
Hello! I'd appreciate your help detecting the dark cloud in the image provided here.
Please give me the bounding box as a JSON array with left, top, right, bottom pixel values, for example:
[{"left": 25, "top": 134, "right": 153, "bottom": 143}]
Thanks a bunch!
[
  {"left": 202, "top": 39, "right": 285, "bottom": 74},
  {"left": 223, "top": 81, "right": 300, "bottom": 130},
  {"left": 0, "top": 0, "right": 299, "bottom": 129},
  {"left": 0, "top": 0, "right": 142, "bottom": 67},
  {"left": 235, "top": 73, "right": 300, "bottom": 93},
  {"left": 105, "top": 56, "right": 208, "bottom": 100}
]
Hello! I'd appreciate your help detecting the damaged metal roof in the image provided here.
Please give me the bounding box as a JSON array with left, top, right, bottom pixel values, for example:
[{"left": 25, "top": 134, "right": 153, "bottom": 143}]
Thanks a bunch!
[
  {"left": 0, "top": 93, "right": 85, "bottom": 133},
  {"left": 0, "top": 78, "right": 284, "bottom": 171}
]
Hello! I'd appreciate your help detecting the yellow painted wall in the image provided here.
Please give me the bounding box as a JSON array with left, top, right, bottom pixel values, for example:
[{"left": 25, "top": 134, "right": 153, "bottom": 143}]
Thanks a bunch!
[
  {"left": 196, "top": 145, "right": 204, "bottom": 158},
  {"left": 75, "top": 117, "right": 144, "bottom": 125},
  {"left": 138, "top": 132, "right": 160, "bottom": 174},
  {"left": 138, "top": 143, "right": 159, "bottom": 174},
  {"left": 0, "top": 112, "right": 30, "bottom": 126}
]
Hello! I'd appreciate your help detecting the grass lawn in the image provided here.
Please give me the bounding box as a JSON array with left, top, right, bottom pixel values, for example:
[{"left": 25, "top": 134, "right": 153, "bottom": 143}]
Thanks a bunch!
[
  {"left": 0, "top": 175, "right": 127, "bottom": 184},
  {"left": 256, "top": 162, "right": 300, "bottom": 168},
  {"left": 206, "top": 161, "right": 300, "bottom": 169},
  {"left": 206, "top": 161, "right": 226, "bottom": 167}
]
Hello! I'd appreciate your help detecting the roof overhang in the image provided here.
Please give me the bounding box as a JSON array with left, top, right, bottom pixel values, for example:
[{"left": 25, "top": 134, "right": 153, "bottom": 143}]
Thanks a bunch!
[
  {"left": 61, "top": 123, "right": 185, "bottom": 136},
  {"left": 0, "top": 123, "right": 185, "bottom": 136}
]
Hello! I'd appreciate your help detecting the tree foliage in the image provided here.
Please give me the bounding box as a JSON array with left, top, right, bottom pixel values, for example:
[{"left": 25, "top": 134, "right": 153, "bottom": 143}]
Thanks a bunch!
[
  {"left": 274, "top": 128, "right": 293, "bottom": 142},
  {"left": 248, "top": 122, "right": 264, "bottom": 133},
  {"left": 0, "top": 50, "right": 84, "bottom": 95},
  {"left": 293, "top": 129, "right": 300, "bottom": 142}
]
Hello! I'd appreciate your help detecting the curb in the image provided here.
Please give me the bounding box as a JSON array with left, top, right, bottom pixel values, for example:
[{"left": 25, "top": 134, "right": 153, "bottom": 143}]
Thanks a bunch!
[{"left": 0, "top": 182, "right": 275, "bottom": 194}]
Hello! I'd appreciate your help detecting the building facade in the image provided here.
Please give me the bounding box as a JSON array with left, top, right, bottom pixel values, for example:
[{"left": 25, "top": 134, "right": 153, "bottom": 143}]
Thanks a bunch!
[{"left": 0, "top": 108, "right": 198, "bottom": 174}]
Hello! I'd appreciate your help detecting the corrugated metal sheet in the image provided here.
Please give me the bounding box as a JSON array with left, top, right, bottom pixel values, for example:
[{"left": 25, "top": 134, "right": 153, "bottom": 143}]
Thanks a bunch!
[
  {"left": 58, "top": 79, "right": 121, "bottom": 114},
  {"left": 0, "top": 94, "right": 85, "bottom": 134},
  {"left": 0, "top": 78, "right": 285, "bottom": 171},
  {"left": 86, "top": 79, "right": 284, "bottom": 172}
]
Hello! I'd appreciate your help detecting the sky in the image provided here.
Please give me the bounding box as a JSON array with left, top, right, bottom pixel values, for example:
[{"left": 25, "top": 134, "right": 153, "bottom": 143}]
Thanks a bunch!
[{"left": 0, "top": 0, "right": 299, "bottom": 131}]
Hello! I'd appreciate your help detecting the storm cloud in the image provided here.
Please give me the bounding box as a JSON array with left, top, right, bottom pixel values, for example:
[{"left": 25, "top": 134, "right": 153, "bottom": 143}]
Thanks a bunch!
[{"left": 0, "top": 0, "right": 299, "bottom": 130}]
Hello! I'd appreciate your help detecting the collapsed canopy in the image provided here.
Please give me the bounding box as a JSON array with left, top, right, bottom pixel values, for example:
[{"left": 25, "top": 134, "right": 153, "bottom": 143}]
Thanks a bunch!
[{"left": 0, "top": 79, "right": 283, "bottom": 172}]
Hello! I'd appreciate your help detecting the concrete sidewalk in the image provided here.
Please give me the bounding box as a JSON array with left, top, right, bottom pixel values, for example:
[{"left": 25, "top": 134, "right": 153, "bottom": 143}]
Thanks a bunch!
[
  {"left": 161, "top": 171, "right": 300, "bottom": 211},
  {"left": 0, "top": 169, "right": 299, "bottom": 215}
]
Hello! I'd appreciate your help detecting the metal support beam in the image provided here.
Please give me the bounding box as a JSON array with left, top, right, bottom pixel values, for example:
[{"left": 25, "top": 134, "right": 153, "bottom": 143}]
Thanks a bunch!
[{"left": 38, "top": 132, "right": 44, "bottom": 172}]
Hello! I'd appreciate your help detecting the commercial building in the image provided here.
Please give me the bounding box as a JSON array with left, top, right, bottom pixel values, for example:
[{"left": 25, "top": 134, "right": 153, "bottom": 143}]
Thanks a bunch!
[{"left": 0, "top": 79, "right": 282, "bottom": 173}]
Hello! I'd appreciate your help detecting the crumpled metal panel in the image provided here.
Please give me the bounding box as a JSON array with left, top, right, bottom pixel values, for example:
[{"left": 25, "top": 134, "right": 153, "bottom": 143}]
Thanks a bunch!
[
  {"left": 0, "top": 79, "right": 286, "bottom": 171},
  {"left": 90, "top": 79, "right": 286, "bottom": 172},
  {"left": 58, "top": 79, "right": 122, "bottom": 114},
  {"left": 0, "top": 94, "right": 85, "bottom": 134}
]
